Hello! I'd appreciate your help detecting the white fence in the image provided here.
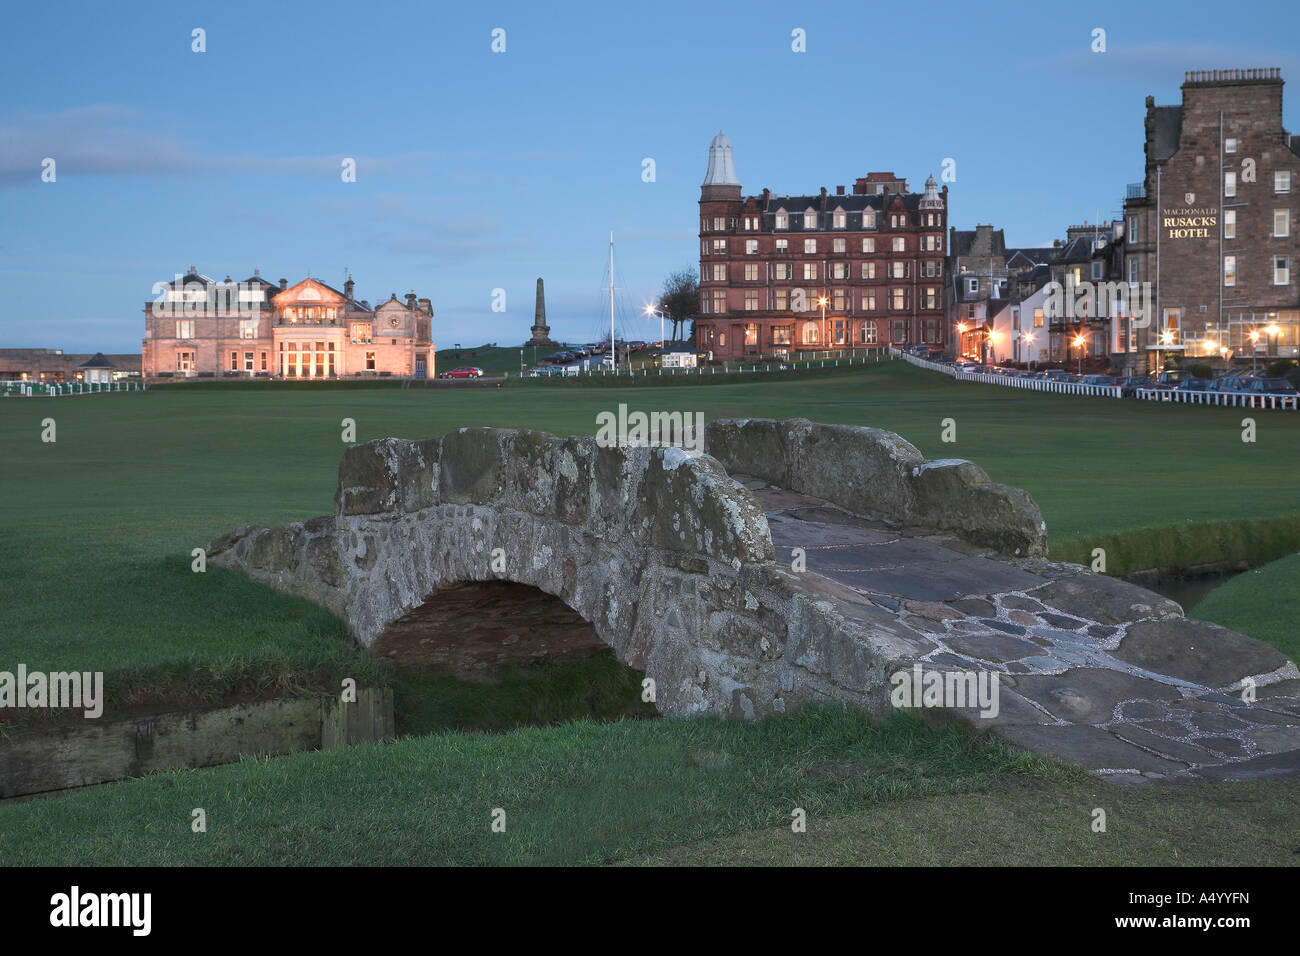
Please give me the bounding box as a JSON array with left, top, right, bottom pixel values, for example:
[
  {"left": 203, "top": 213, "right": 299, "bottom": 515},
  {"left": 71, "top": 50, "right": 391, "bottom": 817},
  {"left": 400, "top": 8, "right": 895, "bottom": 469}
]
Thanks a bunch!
[
  {"left": 892, "top": 349, "right": 1298, "bottom": 409},
  {"left": 892, "top": 350, "right": 1120, "bottom": 397},
  {"left": 1, "top": 380, "right": 147, "bottom": 397},
  {"left": 1134, "top": 387, "right": 1298, "bottom": 410},
  {"left": 525, "top": 348, "right": 892, "bottom": 379}
]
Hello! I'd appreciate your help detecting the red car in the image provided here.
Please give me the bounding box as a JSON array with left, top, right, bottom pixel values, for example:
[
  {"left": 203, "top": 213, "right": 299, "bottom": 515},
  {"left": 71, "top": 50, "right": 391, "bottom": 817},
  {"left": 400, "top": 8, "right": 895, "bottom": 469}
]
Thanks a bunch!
[{"left": 440, "top": 366, "right": 484, "bottom": 379}]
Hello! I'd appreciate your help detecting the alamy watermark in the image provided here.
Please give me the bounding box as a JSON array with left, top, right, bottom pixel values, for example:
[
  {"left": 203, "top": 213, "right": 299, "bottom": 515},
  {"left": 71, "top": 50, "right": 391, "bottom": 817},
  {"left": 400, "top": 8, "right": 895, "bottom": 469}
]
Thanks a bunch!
[
  {"left": 890, "top": 664, "right": 1000, "bottom": 719},
  {"left": 595, "top": 403, "right": 704, "bottom": 455},
  {"left": 1042, "top": 277, "right": 1154, "bottom": 329},
  {"left": 0, "top": 665, "right": 104, "bottom": 718}
]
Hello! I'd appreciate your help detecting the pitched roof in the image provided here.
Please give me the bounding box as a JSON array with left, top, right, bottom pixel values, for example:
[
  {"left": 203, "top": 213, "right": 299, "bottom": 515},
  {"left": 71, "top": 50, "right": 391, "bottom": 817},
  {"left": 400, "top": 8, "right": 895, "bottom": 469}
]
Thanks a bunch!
[{"left": 76, "top": 352, "right": 115, "bottom": 369}]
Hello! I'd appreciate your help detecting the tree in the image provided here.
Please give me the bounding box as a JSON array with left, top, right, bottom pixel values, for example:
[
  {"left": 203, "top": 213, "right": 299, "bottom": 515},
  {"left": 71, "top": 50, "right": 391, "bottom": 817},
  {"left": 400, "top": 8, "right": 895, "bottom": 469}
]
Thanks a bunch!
[{"left": 659, "top": 268, "right": 699, "bottom": 345}]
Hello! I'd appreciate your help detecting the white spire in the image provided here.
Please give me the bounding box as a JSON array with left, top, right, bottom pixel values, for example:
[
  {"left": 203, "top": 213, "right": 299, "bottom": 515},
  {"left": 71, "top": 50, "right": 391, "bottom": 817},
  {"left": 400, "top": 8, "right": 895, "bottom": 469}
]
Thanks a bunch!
[{"left": 702, "top": 130, "right": 740, "bottom": 186}]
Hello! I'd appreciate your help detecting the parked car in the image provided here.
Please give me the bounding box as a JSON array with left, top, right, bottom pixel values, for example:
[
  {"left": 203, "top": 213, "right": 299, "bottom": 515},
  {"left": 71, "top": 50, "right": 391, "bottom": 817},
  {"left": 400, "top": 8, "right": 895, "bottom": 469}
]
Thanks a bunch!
[
  {"left": 1118, "top": 376, "right": 1156, "bottom": 397},
  {"left": 1248, "top": 377, "right": 1299, "bottom": 396},
  {"left": 1155, "top": 370, "right": 1194, "bottom": 387},
  {"left": 1175, "top": 377, "right": 1213, "bottom": 391},
  {"left": 440, "top": 366, "right": 484, "bottom": 379},
  {"left": 1079, "top": 374, "right": 1117, "bottom": 386}
]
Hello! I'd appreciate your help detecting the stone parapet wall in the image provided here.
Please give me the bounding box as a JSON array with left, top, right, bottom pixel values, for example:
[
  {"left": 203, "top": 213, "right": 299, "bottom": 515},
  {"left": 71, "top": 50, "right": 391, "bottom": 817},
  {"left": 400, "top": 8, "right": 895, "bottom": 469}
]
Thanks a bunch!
[{"left": 704, "top": 418, "right": 1047, "bottom": 557}]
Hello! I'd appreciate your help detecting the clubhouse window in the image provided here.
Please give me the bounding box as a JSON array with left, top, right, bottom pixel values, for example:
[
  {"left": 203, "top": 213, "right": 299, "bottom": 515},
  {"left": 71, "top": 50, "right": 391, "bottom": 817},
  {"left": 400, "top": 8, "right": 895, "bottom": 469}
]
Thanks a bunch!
[
  {"left": 858, "top": 321, "right": 876, "bottom": 345},
  {"left": 366, "top": 351, "right": 376, "bottom": 371},
  {"left": 772, "top": 325, "right": 792, "bottom": 345}
]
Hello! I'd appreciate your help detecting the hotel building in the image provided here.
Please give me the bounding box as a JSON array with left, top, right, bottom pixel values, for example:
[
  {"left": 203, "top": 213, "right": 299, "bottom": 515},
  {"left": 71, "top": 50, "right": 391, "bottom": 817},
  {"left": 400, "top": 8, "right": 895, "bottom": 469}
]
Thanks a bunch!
[
  {"left": 695, "top": 133, "right": 949, "bottom": 362},
  {"left": 1123, "top": 69, "right": 1300, "bottom": 373}
]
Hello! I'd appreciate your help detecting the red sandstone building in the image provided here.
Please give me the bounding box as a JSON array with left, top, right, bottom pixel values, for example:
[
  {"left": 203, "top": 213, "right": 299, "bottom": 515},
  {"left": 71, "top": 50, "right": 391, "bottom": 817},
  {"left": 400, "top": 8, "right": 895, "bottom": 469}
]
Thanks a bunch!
[
  {"left": 695, "top": 132, "right": 949, "bottom": 362},
  {"left": 141, "top": 268, "right": 435, "bottom": 379}
]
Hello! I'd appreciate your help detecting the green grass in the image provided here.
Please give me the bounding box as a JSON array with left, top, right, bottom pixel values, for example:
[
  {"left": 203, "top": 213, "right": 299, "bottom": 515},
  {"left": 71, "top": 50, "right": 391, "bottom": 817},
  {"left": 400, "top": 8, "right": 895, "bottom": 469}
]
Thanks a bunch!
[
  {"left": 1188, "top": 552, "right": 1300, "bottom": 662},
  {"left": 3, "top": 363, "right": 1299, "bottom": 866},
  {"left": 0, "top": 708, "right": 1073, "bottom": 866},
  {"left": 389, "top": 651, "right": 657, "bottom": 736},
  {"left": 636, "top": 774, "right": 1300, "bottom": 866},
  {"left": 2, "top": 360, "right": 1297, "bottom": 680}
]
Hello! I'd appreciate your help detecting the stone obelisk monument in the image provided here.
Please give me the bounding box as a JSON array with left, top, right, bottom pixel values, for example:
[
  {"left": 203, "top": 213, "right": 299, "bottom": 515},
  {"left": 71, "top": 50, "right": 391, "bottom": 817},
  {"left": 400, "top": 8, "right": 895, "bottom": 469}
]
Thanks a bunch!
[{"left": 526, "top": 278, "right": 558, "bottom": 347}]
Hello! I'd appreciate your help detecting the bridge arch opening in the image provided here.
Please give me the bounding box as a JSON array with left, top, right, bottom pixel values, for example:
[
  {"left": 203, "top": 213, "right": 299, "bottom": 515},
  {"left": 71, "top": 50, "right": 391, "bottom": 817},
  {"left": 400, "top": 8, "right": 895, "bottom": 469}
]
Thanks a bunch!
[{"left": 371, "top": 580, "right": 612, "bottom": 677}]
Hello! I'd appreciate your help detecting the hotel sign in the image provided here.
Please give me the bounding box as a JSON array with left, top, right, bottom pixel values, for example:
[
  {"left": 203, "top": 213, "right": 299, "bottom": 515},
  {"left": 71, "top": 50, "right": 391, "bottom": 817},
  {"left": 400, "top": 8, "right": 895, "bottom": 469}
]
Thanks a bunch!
[{"left": 1163, "top": 207, "right": 1217, "bottom": 239}]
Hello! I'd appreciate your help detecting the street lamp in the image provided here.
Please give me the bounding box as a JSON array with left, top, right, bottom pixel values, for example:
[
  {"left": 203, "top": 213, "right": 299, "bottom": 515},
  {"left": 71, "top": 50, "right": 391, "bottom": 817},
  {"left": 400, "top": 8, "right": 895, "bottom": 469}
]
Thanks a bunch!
[
  {"left": 1022, "top": 331, "right": 1036, "bottom": 369},
  {"left": 818, "top": 295, "right": 828, "bottom": 356},
  {"left": 1073, "top": 333, "right": 1087, "bottom": 375},
  {"left": 988, "top": 329, "right": 1001, "bottom": 365},
  {"left": 957, "top": 322, "right": 967, "bottom": 358},
  {"left": 1249, "top": 329, "right": 1261, "bottom": 370},
  {"left": 643, "top": 302, "right": 665, "bottom": 349}
]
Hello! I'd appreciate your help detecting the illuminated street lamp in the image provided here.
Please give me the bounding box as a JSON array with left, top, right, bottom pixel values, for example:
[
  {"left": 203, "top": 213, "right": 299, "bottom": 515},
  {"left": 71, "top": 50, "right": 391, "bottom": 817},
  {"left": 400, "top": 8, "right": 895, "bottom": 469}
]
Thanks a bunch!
[
  {"left": 1021, "top": 331, "right": 1036, "bottom": 369},
  {"left": 988, "top": 329, "right": 1001, "bottom": 364},
  {"left": 643, "top": 302, "right": 665, "bottom": 351},
  {"left": 956, "top": 321, "right": 968, "bottom": 358},
  {"left": 1073, "top": 333, "right": 1087, "bottom": 375},
  {"left": 1249, "top": 329, "right": 1261, "bottom": 371},
  {"left": 818, "top": 295, "right": 828, "bottom": 354}
]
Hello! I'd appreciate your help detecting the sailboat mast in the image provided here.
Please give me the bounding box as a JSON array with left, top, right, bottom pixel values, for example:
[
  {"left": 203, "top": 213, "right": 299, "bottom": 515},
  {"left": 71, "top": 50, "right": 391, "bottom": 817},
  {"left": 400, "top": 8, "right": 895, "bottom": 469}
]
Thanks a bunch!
[{"left": 609, "top": 231, "right": 615, "bottom": 369}]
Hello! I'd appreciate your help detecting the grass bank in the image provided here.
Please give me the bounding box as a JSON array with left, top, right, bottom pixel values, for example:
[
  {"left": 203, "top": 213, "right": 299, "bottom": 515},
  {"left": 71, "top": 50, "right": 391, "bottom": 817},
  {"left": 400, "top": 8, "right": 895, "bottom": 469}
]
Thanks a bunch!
[{"left": 1188, "top": 552, "right": 1300, "bottom": 662}]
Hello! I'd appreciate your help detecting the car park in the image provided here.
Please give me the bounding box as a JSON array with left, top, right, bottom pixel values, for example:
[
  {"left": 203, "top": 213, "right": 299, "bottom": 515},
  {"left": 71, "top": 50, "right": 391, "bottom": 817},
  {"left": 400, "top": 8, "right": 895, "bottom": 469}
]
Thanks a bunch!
[{"left": 1249, "top": 377, "right": 1298, "bottom": 395}]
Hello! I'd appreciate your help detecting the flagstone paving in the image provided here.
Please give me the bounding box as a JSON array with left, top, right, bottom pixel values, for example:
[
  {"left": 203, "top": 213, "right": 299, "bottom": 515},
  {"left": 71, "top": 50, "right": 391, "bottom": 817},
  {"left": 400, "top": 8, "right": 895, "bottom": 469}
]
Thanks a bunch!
[{"left": 745, "top": 479, "right": 1300, "bottom": 782}]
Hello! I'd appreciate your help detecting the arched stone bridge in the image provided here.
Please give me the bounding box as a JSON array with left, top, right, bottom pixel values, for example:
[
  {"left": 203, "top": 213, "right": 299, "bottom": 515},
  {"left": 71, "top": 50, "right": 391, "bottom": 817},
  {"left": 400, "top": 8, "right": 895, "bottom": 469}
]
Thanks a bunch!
[{"left": 209, "top": 420, "right": 1300, "bottom": 781}]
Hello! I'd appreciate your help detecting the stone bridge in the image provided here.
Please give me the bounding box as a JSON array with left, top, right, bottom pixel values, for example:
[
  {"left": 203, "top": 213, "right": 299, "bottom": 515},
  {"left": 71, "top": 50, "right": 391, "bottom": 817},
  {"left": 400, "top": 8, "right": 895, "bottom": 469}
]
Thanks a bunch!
[{"left": 209, "top": 419, "right": 1300, "bottom": 781}]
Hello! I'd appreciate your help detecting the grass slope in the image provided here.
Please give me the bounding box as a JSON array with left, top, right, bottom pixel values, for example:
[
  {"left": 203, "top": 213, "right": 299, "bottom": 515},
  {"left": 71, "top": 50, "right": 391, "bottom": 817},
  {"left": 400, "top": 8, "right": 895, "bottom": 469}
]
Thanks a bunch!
[{"left": 1189, "top": 552, "right": 1300, "bottom": 662}]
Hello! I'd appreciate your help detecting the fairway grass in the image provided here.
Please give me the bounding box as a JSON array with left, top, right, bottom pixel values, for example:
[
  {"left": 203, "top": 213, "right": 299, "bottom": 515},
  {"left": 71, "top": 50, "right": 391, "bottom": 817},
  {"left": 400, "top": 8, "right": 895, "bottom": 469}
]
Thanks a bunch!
[
  {"left": 3, "top": 363, "right": 1298, "bottom": 866},
  {"left": 2, "top": 361, "right": 1297, "bottom": 678}
]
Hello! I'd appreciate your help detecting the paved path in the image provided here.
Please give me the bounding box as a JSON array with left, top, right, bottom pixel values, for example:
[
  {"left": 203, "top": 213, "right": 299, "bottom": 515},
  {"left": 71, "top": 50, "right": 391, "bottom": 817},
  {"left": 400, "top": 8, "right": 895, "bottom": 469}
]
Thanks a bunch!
[{"left": 744, "top": 479, "right": 1300, "bottom": 782}]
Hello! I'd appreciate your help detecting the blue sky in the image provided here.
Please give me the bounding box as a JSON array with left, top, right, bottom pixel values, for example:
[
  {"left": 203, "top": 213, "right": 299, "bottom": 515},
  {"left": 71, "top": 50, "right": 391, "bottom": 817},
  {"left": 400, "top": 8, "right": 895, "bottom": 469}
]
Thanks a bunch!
[{"left": 2, "top": 0, "right": 1298, "bottom": 352}]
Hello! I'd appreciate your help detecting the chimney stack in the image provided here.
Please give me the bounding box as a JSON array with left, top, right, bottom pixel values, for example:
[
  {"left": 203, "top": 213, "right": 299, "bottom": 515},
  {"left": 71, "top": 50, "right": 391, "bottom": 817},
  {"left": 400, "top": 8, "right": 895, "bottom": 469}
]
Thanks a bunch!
[
  {"left": 418, "top": 297, "right": 432, "bottom": 315},
  {"left": 836, "top": 185, "right": 845, "bottom": 195},
  {"left": 406, "top": 291, "right": 417, "bottom": 309},
  {"left": 344, "top": 274, "right": 355, "bottom": 300},
  {"left": 279, "top": 278, "right": 288, "bottom": 292}
]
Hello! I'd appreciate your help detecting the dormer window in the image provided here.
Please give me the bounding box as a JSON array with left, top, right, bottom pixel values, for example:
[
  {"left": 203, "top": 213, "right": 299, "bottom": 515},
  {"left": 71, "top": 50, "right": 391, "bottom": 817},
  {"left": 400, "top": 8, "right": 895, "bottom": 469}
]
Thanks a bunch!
[
  {"left": 863, "top": 209, "right": 876, "bottom": 228},
  {"left": 775, "top": 210, "right": 789, "bottom": 230},
  {"left": 803, "top": 209, "right": 817, "bottom": 229},
  {"left": 832, "top": 208, "right": 846, "bottom": 229}
]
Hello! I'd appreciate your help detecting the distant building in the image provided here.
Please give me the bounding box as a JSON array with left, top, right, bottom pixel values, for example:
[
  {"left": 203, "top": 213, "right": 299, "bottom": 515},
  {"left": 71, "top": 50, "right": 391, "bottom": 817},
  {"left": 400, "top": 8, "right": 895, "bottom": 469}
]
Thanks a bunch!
[
  {"left": 141, "top": 268, "right": 436, "bottom": 379},
  {"left": 1123, "top": 68, "right": 1300, "bottom": 374},
  {"left": 0, "top": 348, "right": 140, "bottom": 383},
  {"left": 695, "top": 132, "right": 949, "bottom": 362}
]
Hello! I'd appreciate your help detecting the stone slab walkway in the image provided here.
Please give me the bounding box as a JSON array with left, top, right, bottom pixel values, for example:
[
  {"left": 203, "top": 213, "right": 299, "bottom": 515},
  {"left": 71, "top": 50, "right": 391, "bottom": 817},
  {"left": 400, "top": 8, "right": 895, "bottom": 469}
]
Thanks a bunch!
[{"left": 744, "top": 478, "right": 1300, "bottom": 782}]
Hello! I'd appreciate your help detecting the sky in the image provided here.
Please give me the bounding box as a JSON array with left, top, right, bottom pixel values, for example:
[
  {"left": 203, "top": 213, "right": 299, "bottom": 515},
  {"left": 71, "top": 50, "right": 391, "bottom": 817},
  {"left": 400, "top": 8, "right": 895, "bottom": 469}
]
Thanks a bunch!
[{"left": 2, "top": 0, "right": 1299, "bottom": 353}]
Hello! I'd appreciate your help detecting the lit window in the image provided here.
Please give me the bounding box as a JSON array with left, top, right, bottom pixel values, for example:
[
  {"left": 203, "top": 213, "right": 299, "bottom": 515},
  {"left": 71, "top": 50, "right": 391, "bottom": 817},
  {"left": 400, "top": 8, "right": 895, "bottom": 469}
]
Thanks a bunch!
[
  {"left": 892, "top": 237, "right": 905, "bottom": 252},
  {"left": 861, "top": 290, "right": 876, "bottom": 311},
  {"left": 1224, "top": 255, "right": 1236, "bottom": 287},
  {"left": 711, "top": 263, "right": 726, "bottom": 281},
  {"left": 1224, "top": 209, "right": 1236, "bottom": 239},
  {"left": 744, "top": 291, "right": 758, "bottom": 311},
  {"left": 1225, "top": 171, "right": 1237, "bottom": 197},
  {"left": 1275, "top": 209, "right": 1290, "bottom": 238},
  {"left": 239, "top": 319, "right": 257, "bottom": 339},
  {"left": 861, "top": 262, "right": 875, "bottom": 279},
  {"left": 862, "top": 237, "right": 875, "bottom": 253},
  {"left": 746, "top": 239, "right": 758, "bottom": 254},
  {"left": 891, "top": 288, "right": 906, "bottom": 310},
  {"left": 744, "top": 263, "right": 759, "bottom": 281},
  {"left": 366, "top": 351, "right": 377, "bottom": 370},
  {"left": 713, "top": 239, "right": 726, "bottom": 253},
  {"left": 802, "top": 262, "right": 817, "bottom": 280},
  {"left": 804, "top": 238, "right": 817, "bottom": 254}
]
